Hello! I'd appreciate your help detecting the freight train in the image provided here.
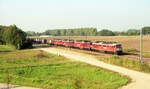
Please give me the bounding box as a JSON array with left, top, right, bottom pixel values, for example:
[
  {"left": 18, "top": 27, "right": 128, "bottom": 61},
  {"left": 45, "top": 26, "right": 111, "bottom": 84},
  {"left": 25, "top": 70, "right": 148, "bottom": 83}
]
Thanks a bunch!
[{"left": 32, "top": 38, "right": 123, "bottom": 55}]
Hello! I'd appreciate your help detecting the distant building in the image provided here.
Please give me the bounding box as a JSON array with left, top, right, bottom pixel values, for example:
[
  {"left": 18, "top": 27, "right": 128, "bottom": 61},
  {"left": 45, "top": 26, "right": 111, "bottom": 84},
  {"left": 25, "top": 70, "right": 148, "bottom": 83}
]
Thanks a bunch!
[{"left": 40, "top": 35, "right": 53, "bottom": 38}]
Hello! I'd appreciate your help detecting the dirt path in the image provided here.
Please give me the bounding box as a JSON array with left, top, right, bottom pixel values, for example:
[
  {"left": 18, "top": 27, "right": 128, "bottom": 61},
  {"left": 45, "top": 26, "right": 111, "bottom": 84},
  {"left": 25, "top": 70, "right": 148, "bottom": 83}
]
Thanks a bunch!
[
  {"left": 0, "top": 83, "right": 40, "bottom": 89},
  {"left": 41, "top": 47, "right": 150, "bottom": 89}
]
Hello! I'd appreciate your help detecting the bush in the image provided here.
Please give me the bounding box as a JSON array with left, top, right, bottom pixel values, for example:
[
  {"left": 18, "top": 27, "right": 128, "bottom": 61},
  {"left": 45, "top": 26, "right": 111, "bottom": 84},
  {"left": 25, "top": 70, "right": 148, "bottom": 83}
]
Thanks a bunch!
[{"left": 0, "top": 25, "right": 32, "bottom": 49}]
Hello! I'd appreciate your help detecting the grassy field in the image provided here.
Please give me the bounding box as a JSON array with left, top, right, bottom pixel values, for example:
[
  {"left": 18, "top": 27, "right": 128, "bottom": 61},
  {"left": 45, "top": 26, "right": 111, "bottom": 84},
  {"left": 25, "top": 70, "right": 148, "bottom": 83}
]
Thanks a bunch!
[
  {"left": 42, "top": 35, "right": 150, "bottom": 57},
  {"left": 53, "top": 47, "right": 150, "bottom": 74},
  {"left": 0, "top": 45, "right": 129, "bottom": 89}
]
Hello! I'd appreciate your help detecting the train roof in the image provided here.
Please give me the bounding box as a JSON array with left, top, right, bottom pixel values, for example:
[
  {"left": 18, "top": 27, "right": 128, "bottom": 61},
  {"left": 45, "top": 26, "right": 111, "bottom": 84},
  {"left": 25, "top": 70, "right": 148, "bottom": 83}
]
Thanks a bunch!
[
  {"left": 93, "top": 41, "right": 121, "bottom": 46},
  {"left": 62, "top": 39, "right": 74, "bottom": 42},
  {"left": 75, "top": 40, "right": 91, "bottom": 42}
]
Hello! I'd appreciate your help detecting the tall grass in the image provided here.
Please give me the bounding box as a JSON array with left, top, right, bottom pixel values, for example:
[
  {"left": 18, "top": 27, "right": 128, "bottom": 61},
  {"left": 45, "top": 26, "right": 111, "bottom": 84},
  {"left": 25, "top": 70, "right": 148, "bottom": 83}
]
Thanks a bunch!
[
  {"left": 125, "top": 49, "right": 150, "bottom": 58},
  {"left": 100, "top": 56, "right": 150, "bottom": 73}
]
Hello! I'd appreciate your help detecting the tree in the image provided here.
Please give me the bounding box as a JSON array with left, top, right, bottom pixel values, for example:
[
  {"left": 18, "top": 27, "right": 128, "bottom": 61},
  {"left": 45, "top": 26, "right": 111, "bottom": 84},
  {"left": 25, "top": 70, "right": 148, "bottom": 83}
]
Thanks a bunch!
[
  {"left": 126, "top": 29, "right": 140, "bottom": 36},
  {"left": 60, "top": 29, "right": 66, "bottom": 36},
  {"left": 26, "top": 31, "right": 37, "bottom": 36},
  {"left": 3, "top": 25, "right": 26, "bottom": 49},
  {"left": 0, "top": 25, "right": 8, "bottom": 44},
  {"left": 97, "top": 29, "right": 115, "bottom": 36},
  {"left": 142, "top": 27, "right": 150, "bottom": 35}
]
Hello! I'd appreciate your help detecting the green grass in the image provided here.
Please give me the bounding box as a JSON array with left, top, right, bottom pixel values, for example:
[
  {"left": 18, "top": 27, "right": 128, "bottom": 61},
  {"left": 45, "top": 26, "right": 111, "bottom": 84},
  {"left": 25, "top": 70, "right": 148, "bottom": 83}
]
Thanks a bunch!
[
  {"left": 0, "top": 50, "right": 69, "bottom": 68},
  {"left": 0, "top": 45, "right": 129, "bottom": 89},
  {"left": 0, "top": 45, "right": 16, "bottom": 52},
  {"left": 0, "top": 63, "right": 129, "bottom": 89}
]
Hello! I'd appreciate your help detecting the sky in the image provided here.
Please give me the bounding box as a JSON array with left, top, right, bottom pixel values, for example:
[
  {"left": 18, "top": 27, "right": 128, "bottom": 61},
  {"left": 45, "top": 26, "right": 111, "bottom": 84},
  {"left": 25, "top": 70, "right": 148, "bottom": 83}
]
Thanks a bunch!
[{"left": 0, "top": 0, "right": 150, "bottom": 32}]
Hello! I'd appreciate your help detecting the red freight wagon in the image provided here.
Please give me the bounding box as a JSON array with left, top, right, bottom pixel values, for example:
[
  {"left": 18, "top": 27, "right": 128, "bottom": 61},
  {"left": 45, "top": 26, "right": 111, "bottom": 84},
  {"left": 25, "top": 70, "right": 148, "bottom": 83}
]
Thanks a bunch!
[{"left": 91, "top": 41, "right": 122, "bottom": 54}]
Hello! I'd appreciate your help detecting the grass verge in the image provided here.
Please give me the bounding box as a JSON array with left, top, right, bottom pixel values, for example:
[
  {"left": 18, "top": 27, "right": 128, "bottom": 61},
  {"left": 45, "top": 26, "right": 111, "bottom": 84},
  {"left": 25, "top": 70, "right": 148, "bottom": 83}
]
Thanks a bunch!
[
  {"left": 99, "top": 56, "right": 150, "bottom": 74},
  {"left": 125, "top": 49, "right": 150, "bottom": 58}
]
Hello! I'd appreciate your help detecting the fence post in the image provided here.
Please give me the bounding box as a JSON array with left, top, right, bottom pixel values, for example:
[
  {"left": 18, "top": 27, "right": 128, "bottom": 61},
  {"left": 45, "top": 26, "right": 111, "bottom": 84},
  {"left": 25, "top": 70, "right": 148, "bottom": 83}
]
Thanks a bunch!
[{"left": 6, "top": 68, "right": 10, "bottom": 89}]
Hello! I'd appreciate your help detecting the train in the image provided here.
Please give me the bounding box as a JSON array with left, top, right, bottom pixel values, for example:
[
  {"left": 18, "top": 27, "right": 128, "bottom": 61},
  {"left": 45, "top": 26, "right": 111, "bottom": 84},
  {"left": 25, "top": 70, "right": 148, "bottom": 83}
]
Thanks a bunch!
[{"left": 31, "top": 38, "right": 123, "bottom": 55}]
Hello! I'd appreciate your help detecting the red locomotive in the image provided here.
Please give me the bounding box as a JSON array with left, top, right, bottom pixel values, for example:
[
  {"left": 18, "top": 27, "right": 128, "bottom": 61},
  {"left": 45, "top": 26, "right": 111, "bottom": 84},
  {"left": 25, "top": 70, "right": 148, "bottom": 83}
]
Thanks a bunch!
[{"left": 91, "top": 41, "right": 122, "bottom": 55}]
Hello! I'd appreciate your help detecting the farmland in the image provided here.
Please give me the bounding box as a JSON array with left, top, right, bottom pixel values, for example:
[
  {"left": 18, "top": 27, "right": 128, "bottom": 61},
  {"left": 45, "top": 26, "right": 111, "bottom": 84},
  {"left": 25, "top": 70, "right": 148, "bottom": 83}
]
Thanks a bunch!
[{"left": 0, "top": 45, "right": 129, "bottom": 89}]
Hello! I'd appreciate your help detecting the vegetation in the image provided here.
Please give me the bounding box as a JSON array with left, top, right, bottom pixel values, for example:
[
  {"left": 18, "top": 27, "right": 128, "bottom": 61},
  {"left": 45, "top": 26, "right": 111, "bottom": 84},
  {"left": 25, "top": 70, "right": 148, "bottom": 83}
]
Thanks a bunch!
[
  {"left": 26, "top": 26, "right": 150, "bottom": 36},
  {"left": 125, "top": 49, "right": 150, "bottom": 58},
  {"left": 0, "top": 63, "right": 129, "bottom": 89},
  {"left": 0, "top": 49, "right": 70, "bottom": 68},
  {"left": 26, "top": 31, "right": 41, "bottom": 36},
  {"left": 0, "top": 46, "right": 129, "bottom": 89},
  {"left": 99, "top": 56, "right": 150, "bottom": 73},
  {"left": 42, "top": 28, "right": 97, "bottom": 36},
  {"left": 0, "top": 25, "right": 32, "bottom": 49},
  {"left": 2, "top": 25, "right": 26, "bottom": 49},
  {"left": 0, "top": 45, "right": 16, "bottom": 52},
  {"left": 142, "top": 27, "right": 150, "bottom": 35},
  {"left": 97, "top": 29, "right": 115, "bottom": 36}
]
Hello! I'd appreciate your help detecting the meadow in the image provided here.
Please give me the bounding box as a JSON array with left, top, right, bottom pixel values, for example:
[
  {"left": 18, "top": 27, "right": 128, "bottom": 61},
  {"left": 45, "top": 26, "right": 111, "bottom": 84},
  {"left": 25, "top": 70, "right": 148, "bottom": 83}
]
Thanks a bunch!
[{"left": 0, "top": 45, "right": 129, "bottom": 89}]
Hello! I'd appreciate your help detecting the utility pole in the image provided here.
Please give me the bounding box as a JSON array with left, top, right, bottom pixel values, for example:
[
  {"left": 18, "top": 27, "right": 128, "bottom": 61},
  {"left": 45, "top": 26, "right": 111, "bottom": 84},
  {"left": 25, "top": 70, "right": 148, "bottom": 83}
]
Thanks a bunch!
[
  {"left": 86, "top": 34, "right": 87, "bottom": 40},
  {"left": 6, "top": 68, "right": 10, "bottom": 89},
  {"left": 85, "top": 31, "right": 88, "bottom": 40},
  {"left": 140, "top": 29, "right": 143, "bottom": 62},
  {"left": 68, "top": 32, "right": 71, "bottom": 49}
]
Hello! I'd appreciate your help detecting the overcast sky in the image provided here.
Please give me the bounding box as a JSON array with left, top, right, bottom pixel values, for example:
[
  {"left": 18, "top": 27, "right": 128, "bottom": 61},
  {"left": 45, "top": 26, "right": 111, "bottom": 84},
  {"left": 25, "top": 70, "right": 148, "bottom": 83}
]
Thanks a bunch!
[{"left": 0, "top": 0, "right": 150, "bottom": 32}]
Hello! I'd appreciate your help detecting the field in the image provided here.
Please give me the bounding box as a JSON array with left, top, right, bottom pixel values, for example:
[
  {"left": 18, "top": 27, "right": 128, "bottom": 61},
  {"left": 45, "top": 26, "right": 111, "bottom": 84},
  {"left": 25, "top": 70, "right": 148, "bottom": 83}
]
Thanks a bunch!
[
  {"left": 41, "top": 35, "right": 150, "bottom": 57},
  {"left": 0, "top": 45, "right": 129, "bottom": 89}
]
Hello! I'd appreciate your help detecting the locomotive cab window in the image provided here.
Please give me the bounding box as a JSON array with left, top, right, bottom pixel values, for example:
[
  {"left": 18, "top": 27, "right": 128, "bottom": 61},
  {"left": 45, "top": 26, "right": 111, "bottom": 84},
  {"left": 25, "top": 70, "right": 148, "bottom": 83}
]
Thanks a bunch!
[{"left": 116, "top": 45, "right": 122, "bottom": 48}]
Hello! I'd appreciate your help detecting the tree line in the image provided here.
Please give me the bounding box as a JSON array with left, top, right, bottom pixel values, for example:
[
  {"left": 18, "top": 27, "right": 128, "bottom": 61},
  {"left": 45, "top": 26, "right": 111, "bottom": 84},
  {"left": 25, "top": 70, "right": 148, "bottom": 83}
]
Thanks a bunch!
[
  {"left": 0, "top": 25, "right": 32, "bottom": 49},
  {"left": 26, "top": 26, "right": 150, "bottom": 36}
]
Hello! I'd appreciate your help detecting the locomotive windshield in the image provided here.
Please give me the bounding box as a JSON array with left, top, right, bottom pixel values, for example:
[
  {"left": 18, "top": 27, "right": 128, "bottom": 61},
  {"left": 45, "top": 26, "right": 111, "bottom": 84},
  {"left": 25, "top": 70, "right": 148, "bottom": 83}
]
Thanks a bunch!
[
  {"left": 83, "top": 40, "right": 91, "bottom": 42},
  {"left": 116, "top": 44, "right": 122, "bottom": 48}
]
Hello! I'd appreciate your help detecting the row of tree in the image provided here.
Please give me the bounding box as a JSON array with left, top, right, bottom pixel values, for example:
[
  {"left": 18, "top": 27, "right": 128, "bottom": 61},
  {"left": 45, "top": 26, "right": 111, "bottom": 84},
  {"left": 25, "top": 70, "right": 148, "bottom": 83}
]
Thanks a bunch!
[
  {"left": 0, "top": 25, "right": 32, "bottom": 49},
  {"left": 43, "top": 28, "right": 97, "bottom": 36},
  {"left": 26, "top": 26, "right": 150, "bottom": 36}
]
